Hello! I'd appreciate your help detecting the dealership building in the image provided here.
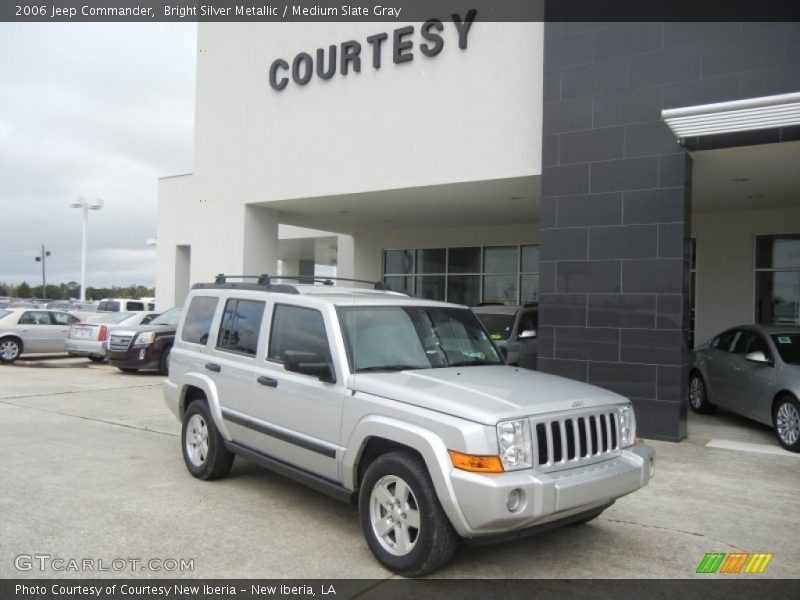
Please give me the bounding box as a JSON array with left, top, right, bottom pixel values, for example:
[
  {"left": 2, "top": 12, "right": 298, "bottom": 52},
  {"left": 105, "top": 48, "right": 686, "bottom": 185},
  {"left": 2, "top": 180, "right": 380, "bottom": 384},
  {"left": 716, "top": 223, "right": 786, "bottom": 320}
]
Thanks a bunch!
[{"left": 156, "top": 16, "right": 800, "bottom": 440}]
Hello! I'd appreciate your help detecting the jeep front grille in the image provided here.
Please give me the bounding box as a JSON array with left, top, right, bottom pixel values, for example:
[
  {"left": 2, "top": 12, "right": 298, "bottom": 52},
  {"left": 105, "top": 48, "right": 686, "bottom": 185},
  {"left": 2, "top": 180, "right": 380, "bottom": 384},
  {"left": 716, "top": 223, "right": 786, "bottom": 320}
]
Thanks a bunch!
[
  {"left": 531, "top": 409, "right": 620, "bottom": 471},
  {"left": 109, "top": 335, "right": 133, "bottom": 352}
]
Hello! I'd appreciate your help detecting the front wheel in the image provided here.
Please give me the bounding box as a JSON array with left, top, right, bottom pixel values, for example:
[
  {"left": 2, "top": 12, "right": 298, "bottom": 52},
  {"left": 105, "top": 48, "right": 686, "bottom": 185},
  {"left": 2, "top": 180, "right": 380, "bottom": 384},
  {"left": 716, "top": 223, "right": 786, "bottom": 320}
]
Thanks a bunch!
[
  {"left": 358, "top": 451, "right": 459, "bottom": 576},
  {"left": 773, "top": 395, "right": 800, "bottom": 452},
  {"left": 0, "top": 337, "right": 22, "bottom": 363},
  {"left": 181, "top": 400, "right": 234, "bottom": 480},
  {"left": 688, "top": 372, "right": 716, "bottom": 414},
  {"left": 159, "top": 346, "right": 172, "bottom": 376}
]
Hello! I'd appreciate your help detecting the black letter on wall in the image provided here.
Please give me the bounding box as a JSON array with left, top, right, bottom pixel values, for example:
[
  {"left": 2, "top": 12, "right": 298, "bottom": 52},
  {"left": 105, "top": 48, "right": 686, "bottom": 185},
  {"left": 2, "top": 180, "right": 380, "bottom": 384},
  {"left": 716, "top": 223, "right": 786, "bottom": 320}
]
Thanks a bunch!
[
  {"left": 452, "top": 9, "right": 477, "bottom": 49},
  {"left": 316, "top": 45, "right": 336, "bottom": 80},
  {"left": 269, "top": 58, "right": 289, "bottom": 91},
  {"left": 340, "top": 41, "right": 362, "bottom": 75},
  {"left": 393, "top": 26, "right": 414, "bottom": 64},
  {"left": 420, "top": 20, "right": 444, "bottom": 57},
  {"left": 292, "top": 52, "right": 313, "bottom": 85},
  {"left": 366, "top": 32, "right": 388, "bottom": 69}
]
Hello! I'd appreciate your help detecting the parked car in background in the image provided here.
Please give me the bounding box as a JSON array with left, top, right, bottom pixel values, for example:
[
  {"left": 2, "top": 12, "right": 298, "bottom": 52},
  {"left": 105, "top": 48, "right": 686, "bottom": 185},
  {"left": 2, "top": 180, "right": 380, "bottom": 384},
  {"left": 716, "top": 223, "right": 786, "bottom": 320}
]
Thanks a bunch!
[
  {"left": 107, "top": 307, "right": 182, "bottom": 374},
  {"left": 47, "top": 301, "right": 97, "bottom": 312},
  {"left": 65, "top": 311, "right": 160, "bottom": 363},
  {"left": 0, "top": 308, "right": 83, "bottom": 363},
  {"left": 690, "top": 325, "right": 800, "bottom": 452},
  {"left": 97, "top": 298, "right": 156, "bottom": 312},
  {"left": 472, "top": 303, "right": 538, "bottom": 369}
]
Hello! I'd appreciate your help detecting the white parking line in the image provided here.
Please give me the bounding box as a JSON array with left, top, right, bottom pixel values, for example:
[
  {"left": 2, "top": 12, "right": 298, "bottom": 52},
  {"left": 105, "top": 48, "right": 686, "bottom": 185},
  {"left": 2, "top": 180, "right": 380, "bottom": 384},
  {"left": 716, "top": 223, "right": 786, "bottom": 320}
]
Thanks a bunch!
[{"left": 706, "top": 439, "right": 799, "bottom": 458}]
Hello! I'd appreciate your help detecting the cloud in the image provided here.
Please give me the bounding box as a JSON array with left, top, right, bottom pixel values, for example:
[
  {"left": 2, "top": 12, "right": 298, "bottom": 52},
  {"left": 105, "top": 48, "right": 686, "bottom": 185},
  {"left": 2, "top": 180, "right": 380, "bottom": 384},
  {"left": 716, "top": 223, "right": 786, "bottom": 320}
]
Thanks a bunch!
[{"left": 0, "top": 22, "right": 196, "bottom": 287}]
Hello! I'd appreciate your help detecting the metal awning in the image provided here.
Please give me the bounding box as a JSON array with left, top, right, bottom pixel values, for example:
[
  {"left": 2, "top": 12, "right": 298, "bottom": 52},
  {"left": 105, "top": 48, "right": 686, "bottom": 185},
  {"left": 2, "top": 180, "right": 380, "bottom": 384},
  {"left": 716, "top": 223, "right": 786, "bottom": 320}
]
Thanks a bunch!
[{"left": 662, "top": 92, "right": 800, "bottom": 139}]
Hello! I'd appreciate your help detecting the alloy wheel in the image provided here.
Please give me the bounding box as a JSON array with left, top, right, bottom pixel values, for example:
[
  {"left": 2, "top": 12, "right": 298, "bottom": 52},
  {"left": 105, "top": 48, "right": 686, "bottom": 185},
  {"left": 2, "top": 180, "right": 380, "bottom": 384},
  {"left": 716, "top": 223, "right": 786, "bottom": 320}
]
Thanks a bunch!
[
  {"left": 689, "top": 377, "right": 703, "bottom": 409},
  {"left": 776, "top": 401, "right": 800, "bottom": 446},
  {"left": 0, "top": 340, "right": 20, "bottom": 362},
  {"left": 369, "top": 475, "right": 421, "bottom": 557},
  {"left": 185, "top": 414, "right": 209, "bottom": 467}
]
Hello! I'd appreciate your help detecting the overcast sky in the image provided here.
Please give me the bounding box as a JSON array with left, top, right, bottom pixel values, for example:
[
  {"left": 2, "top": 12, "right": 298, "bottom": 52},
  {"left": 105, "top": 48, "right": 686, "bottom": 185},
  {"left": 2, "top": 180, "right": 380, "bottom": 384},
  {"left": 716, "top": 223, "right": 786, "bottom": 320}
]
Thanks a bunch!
[{"left": 0, "top": 23, "right": 196, "bottom": 288}]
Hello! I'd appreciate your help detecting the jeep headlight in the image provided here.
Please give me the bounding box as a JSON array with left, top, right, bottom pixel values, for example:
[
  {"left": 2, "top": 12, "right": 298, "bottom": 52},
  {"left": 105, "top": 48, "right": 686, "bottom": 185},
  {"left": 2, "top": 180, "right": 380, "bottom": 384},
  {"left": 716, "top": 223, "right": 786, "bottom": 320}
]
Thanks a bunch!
[
  {"left": 496, "top": 419, "right": 532, "bottom": 471},
  {"left": 133, "top": 332, "right": 156, "bottom": 347},
  {"left": 618, "top": 405, "right": 636, "bottom": 448}
]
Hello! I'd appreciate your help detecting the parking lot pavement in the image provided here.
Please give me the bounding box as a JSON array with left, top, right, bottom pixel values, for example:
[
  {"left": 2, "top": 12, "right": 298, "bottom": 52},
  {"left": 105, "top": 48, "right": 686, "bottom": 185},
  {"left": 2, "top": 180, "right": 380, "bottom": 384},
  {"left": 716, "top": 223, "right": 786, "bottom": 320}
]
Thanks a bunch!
[{"left": 1, "top": 359, "right": 798, "bottom": 580}]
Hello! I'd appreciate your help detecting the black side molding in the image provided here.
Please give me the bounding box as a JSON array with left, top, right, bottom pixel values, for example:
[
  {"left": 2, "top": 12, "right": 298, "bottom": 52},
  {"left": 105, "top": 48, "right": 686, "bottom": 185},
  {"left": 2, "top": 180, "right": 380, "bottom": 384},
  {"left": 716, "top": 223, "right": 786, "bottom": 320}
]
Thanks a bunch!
[
  {"left": 221, "top": 409, "right": 336, "bottom": 459},
  {"left": 224, "top": 440, "right": 354, "bottom": 504}
]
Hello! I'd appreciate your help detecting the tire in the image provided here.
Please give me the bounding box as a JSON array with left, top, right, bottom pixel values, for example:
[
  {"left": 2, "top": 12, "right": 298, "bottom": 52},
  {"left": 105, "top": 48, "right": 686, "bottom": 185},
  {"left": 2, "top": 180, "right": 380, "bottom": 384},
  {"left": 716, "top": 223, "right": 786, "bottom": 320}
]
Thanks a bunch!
[
  {"left": 688, "top": 372, "right": 716, "bottom": 414},
  {"left": 358, "top": 451, "right": 459, "bottom": 576},
  {"left": 181, "top": 400, "right": 234, "bottom": 480},
  {"left": 773, "top": 395, "right": 800, "bottom": 453},
  {"left": 159, "top": 346, "right": 172, "bottom": 376},
  {"left": 89, "top": 355, "right": 106, "bottom": 363},
  {"left": 118, "top": 367, "right": 138, "bottom": 373},
  {"left": 0, "top": 337, "right": 22, "bottom": 364}
]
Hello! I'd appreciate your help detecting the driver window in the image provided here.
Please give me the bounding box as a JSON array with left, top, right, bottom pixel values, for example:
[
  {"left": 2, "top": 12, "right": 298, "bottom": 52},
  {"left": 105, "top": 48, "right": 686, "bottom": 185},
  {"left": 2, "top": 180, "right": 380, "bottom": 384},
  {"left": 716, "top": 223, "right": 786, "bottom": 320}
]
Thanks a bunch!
[
  {"left": 268, "top": 305, "right": 332, "bottom": 364},
  {"left": 738, "top": 331, "right": 771, "bottom": 359}
]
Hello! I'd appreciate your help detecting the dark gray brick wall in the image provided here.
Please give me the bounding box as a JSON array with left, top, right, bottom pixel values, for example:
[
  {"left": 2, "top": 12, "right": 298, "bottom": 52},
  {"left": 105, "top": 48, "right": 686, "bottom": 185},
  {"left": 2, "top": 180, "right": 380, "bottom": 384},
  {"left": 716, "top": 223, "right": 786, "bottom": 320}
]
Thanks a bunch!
[{"left": 539, "top": 21, "right": 800, "bottom": 441}]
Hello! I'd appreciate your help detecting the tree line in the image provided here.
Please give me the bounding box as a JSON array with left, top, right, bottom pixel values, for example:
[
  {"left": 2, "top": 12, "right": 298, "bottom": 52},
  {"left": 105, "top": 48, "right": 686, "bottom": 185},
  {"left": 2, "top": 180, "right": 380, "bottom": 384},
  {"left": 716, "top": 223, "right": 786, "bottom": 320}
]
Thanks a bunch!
[{"left": 0, "top": 281, "right": 155, "bottom": 301}]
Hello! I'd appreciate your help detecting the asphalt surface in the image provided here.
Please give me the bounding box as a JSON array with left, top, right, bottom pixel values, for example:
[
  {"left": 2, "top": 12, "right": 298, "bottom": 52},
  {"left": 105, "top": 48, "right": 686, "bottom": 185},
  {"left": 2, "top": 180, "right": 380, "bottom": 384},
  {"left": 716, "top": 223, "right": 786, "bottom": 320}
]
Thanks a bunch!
[{"left": 1, "top": 356, "right": 798, "bottom": 580}]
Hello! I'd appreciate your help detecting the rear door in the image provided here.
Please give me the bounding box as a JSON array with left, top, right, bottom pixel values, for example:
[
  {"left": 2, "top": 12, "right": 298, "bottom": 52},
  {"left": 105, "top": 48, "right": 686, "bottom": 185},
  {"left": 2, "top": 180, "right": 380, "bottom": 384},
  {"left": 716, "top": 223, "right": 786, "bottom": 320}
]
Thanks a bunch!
[
  {"left": 16, "top": 311, "right": 57, "bottom": 353},
  {"left": 49, "top": 312, "right": 77, "bottom": 351},
  {"left": 704, "top": 328, "right": 741, "bottom": 407}
]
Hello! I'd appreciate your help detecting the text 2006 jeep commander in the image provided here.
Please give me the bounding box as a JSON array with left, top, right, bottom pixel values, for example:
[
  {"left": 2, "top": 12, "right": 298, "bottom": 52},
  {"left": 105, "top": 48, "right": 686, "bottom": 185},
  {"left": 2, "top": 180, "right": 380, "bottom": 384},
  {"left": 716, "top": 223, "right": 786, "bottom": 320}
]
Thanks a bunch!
[{"left": 164, "top": 275, "right": 655, "bottom": 576}]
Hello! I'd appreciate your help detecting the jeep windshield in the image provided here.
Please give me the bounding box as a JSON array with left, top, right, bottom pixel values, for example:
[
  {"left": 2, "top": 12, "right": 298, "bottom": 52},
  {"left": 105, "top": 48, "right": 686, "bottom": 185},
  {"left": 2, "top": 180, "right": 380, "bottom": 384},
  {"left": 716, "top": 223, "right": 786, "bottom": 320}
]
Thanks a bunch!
[{"left": 338, "top": 305, "right": 503, "bottom": 373}]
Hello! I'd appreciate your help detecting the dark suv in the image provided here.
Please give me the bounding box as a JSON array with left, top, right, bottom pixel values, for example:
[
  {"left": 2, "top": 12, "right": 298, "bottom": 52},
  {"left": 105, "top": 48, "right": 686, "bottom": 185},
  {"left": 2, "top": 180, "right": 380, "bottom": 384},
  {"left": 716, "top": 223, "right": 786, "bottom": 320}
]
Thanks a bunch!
[{"left": 107, "top": 308, "right": 182, "bottom": 374}]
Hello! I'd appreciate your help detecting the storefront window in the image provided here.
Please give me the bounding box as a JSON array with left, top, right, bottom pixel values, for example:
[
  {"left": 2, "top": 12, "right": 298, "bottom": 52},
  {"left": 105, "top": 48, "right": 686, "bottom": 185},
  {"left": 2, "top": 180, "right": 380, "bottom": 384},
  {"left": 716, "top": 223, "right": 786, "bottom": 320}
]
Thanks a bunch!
[
  {"left": 383, "top": 244, "right": 540, "bottom": 306},
  {"left": 755, "top": 235, "right": 800, "bottom": 326}
]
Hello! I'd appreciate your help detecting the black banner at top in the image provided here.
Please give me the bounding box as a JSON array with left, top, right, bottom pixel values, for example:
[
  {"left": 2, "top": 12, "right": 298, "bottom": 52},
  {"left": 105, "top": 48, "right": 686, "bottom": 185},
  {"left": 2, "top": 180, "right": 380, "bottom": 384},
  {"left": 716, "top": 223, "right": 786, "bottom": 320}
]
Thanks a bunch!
[{"left": 3, "top": 0, "right": 800, "bottom": 22}]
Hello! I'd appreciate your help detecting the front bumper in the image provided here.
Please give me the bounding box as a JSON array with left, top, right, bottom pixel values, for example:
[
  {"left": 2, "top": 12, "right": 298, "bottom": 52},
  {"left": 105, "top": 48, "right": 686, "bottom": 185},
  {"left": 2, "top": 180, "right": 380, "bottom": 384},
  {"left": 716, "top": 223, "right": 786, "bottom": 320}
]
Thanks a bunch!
[
  {"left": 449, "top": 443, "right": 655, "bottom": 537},
  {"left": 107, "top": 345, "right": 160, "bottom": 370},
  {"left": 65, "top": 339, "right": 106, "bottom": 357}
]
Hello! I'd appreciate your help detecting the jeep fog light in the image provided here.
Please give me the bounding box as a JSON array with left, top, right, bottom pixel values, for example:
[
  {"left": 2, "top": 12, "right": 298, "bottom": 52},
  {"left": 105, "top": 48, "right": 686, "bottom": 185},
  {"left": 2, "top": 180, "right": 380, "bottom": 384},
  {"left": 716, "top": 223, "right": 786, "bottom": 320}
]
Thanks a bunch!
[
  {"left": 506, "top": 488, "right": 525, "bottom": 512},
  {"left": 497, "top": 419, "right": 533, "bottom": 471},
  {"left": 618, "top": 405, "right": 636, "bottom": 448}
]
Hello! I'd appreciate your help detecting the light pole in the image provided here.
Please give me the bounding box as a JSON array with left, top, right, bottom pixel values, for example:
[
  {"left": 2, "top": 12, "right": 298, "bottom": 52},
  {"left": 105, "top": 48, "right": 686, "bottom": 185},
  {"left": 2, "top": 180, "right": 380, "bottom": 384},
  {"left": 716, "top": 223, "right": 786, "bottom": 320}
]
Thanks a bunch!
[
  {"left": 70, "top": 197, "right": 104, "bottom": 301},
  {"left": 34, "top": 245, "right": 51, "bottom": 299}
]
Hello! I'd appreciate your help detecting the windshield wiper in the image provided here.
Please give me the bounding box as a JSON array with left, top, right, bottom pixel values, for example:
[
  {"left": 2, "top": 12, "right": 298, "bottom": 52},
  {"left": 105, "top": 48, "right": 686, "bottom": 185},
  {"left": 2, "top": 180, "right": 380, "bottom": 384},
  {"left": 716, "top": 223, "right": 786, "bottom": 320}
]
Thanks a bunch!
[
  {"left": 444, "top": 360, "right": 500, "bottom": 367},
  {"left": 355, "top": 365, "right": 425, "bottom": 373}
]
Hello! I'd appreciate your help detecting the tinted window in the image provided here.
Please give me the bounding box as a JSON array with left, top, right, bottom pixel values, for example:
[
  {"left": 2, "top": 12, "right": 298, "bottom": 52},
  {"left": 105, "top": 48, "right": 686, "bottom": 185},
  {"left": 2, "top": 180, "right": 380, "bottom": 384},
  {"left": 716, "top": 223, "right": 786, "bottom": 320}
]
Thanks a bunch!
[
  {"left": 126, "top": 301, "right": 145, "bottom": 311},
  {"left": 217, "top": 299, "right": 265, "bottom": 356},
  {"left": 269, "top": 305, "right": 331, "bottom": 363},
  {"left": 98, "top": 300, "right": 121, "bottom": 312},
  {"left": 475, "top": 313, "right": 515, "bottom": 341},
  {"left": 711, "top": 330, "right": 739, "bottom": 352},
  {"left": 19, "top": 311, "right": 51, "bottom": 325},
  {"left": 771, "top": 334, "right": 800, "bottom": 365},
  {"left": 151, "top": 308, "right": 182, "bottom": 327},
  {"left": 518, "top": 309, "right": 538, "bottom": 333},
  {"left": 182, "top": 296, "right": 218, "bottom": 345}
]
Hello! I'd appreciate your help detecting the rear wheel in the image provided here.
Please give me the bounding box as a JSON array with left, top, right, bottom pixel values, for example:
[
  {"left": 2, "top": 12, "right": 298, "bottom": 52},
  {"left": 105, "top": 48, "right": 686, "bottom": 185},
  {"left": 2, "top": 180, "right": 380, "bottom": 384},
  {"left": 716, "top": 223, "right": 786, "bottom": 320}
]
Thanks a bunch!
[
  {"left": 182, "top": 400, "right": 234, "bottom": 480},
  {"left": 358, "top": 451, "right": 459, "bottom": 576},
  {"left": 773, "top": 395, "right": 800, "bottom": 452},
  {"left": 0, "top": 337, "right": 22, "bottom": 363},
  {"left": 688, "top": 372, "right": 716, "bottom": 414}
]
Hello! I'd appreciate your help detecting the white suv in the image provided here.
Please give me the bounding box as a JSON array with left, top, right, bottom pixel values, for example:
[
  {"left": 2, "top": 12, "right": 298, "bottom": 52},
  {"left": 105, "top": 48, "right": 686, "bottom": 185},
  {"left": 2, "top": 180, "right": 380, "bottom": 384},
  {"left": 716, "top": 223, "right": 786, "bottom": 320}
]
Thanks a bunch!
[{"left": 164, "top": 275, "right": 655, "bottom": 575}]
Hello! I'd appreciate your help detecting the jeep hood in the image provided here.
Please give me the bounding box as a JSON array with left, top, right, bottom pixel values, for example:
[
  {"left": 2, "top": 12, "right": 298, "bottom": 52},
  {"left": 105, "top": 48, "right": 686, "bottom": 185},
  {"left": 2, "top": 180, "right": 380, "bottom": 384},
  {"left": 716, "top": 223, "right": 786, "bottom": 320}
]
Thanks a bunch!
[{"left": 348, "top": 366, "right": 628, "bottom": 425}]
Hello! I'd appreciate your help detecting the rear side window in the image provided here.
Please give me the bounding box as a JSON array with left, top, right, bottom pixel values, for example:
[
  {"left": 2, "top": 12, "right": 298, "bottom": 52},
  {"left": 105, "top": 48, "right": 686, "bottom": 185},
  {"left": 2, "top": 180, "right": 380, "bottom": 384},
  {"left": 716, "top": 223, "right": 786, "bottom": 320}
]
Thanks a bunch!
[
  {"left": 711, "top": 329, "right": 739, "bottom": 352},
  {"left": 98, "top": 300, "right": 121, "bottom": 312},
  {"left": 181, "top": 296, "right": 218, "bottom": 345},
  {"left": 268, "top": 305, "right": 331, "bottom": 363},
  {"left": 51, "top": 312, "right": 74, "bottom": 325},
  {"left": 126, "top": 301, "right": 145, "bottom": 311},
  {"left": 19, "top": 311, "right": 51, "bottom": 325},
  {"left": 217, "top": 299, "right": 265, "bottom": 356}
]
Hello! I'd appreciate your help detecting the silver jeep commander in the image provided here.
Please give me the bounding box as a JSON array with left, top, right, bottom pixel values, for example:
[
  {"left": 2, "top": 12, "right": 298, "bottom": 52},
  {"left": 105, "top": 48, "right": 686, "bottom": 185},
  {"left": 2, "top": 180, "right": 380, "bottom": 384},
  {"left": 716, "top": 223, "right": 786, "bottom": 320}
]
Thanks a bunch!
[{"left": 164, "top": 275, "right": 655, "bottom": 576}]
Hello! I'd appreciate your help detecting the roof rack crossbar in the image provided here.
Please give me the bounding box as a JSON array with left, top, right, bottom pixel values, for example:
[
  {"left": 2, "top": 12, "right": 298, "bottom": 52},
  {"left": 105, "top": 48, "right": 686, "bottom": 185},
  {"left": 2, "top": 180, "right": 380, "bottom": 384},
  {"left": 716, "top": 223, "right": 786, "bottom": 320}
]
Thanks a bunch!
[
  {"left": 214, "top": 274, "right": 271, "bottom": 285},
  {"left": 258, "top": 275, "right": 389, "bottom": 290}
]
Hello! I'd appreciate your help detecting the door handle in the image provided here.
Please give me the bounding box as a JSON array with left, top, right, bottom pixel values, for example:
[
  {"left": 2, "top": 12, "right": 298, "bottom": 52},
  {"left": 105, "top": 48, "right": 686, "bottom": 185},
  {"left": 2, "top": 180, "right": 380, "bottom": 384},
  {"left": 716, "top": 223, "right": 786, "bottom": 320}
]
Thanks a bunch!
[
  {"left": 205, "top": 363, "right": 221, "bottom": 373},
  {"left": 257, "top": 376, "right": 278, "bottom": 388}
]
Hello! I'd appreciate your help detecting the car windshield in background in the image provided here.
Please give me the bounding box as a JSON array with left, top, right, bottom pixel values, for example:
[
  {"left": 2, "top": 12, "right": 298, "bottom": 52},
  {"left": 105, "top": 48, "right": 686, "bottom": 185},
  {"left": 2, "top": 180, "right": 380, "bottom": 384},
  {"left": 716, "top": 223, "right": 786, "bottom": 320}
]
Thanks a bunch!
[
  {"left": 474, "top": 313, "right": 516, "bottom": 341},
  {"left": 0, "top": 310, "right": 11, "bottom": 320},
  {"left": 771, "top": 334, "right": 800, "bottom": 364},
  {"left": 338, "top": 305, "right": 503, "bottom": 372},
  {"left": 151, "top": 308, "right": 182, "bottom": 327},
  {"left": 88, "top": 311, "right": 136, "bottom": 324}
]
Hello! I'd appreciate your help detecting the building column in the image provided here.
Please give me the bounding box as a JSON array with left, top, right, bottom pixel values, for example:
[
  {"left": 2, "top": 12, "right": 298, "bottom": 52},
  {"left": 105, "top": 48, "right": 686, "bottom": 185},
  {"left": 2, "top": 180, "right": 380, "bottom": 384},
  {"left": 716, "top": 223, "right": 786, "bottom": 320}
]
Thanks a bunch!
[
  {"left": 538, "top": 21, "right": 692, "bottom": 441},
  {"left": 335, "top": 234, "right": 383, "bottom": 282},
  {"left": 243, "top": 205, "right": 280, "bottom": 278}
]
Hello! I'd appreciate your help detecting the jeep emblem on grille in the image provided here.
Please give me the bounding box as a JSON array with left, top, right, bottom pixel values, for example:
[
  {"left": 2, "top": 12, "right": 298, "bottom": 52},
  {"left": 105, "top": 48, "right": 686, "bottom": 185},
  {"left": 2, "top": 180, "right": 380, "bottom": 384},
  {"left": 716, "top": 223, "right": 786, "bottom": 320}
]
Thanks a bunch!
[{"left": 572, "top": 400, "right": 584, "bottom": 408}]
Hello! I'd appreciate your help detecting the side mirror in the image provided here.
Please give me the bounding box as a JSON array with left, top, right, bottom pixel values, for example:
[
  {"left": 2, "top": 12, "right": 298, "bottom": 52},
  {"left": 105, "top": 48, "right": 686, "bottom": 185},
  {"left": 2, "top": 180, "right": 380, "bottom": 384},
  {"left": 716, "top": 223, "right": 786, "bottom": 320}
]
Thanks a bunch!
[
  {"left": 744, "top": 351, "right": 771, "bottom": 365},
  {"left": 283, "top": 350, "right": 336, "bottom": 383},
  {"left": 519, "top": 329, "right": 537, "bottom": 339}
]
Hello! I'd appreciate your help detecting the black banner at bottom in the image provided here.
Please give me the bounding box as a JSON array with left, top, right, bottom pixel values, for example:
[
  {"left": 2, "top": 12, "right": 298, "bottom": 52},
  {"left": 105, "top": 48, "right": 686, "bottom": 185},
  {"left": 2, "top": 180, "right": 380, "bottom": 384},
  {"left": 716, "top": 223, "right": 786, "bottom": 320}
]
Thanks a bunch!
[{"left": 2, "top": 579, "right": 798, "bottom": 600}]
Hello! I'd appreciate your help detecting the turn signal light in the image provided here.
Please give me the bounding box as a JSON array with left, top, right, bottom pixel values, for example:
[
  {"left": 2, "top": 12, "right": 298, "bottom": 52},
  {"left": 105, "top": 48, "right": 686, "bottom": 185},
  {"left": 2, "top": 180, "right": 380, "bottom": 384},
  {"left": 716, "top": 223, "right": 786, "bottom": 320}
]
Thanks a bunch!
[{"left": 448, "top": 450, "right": 504, "bottom": 473}]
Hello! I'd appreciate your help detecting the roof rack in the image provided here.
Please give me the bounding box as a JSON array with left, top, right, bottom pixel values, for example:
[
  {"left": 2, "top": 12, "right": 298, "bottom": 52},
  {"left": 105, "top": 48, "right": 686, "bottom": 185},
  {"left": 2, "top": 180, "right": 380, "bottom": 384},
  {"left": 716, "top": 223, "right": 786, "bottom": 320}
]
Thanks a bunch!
[{"left": 191, "top": 274, "right": 395, "bottom": 294}]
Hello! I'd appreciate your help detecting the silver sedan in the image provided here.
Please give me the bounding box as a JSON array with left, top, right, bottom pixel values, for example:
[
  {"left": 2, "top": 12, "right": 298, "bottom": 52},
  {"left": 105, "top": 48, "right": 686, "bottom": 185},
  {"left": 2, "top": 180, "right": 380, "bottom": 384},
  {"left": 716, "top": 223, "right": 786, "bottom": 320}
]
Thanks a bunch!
[
  {"left": 690, "top": 325, "right": 800, "bottom": 452},
  {"left": 0, "top": 308, "right": 82, "bottom": 363}
]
